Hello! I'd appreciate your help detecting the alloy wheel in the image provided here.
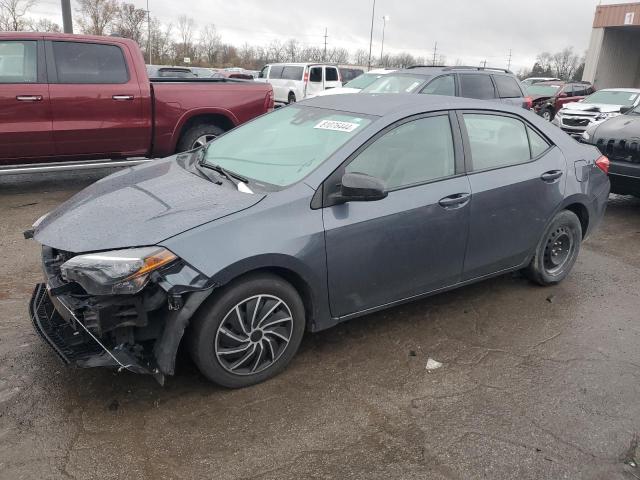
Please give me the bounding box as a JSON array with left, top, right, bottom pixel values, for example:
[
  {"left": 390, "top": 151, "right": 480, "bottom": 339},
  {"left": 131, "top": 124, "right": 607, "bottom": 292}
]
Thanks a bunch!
[
  {"left": 192, "top": 134, "right": 218, "bottom": 149},
  {"left": 214, "top": 295, "right": 293, "bottom": 376}
]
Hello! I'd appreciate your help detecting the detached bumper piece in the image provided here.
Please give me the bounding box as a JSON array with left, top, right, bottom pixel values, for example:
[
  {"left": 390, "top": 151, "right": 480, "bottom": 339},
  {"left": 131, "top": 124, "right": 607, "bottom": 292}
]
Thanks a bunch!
[{"left": 29, "top": 283, "right": 164, "bottom": 382}]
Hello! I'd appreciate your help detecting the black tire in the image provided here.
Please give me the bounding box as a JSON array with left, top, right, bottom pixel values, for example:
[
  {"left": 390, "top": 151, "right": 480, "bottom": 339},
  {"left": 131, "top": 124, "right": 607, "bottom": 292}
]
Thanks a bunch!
[
  {"left": 288, "top": 92, "right": 296, "bottom": 104},
  {"left": 540, "top": 108, "right": 554, "bottom": 122},
  {"left": 176, "top": 123, "right": 225, "bottom": 153},
  {"left": 186, "top": 273, "right": 305, "bottom": 388},
  {"left": 524, "top": 210, "right": 582, "bottom": 286}
]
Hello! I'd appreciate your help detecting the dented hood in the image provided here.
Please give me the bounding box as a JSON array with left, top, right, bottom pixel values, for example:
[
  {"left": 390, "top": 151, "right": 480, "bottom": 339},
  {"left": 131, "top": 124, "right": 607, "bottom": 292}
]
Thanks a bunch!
[
  {"left": 34, "top": 156, "right": 265, "bottom": 253},
  {"left": 561, "top": 102, "right": 624, "bottom": 114}
]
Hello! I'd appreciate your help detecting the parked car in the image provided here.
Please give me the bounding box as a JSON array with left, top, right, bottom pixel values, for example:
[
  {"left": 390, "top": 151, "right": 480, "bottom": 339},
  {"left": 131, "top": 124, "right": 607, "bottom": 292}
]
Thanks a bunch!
[
  {"left": 28, "top": 94, "right": 609, "bottom": 388},
  {"left": 338, "top": 65, "right": 365, "bottom": 84},
  {"left": 526, "top": 81, "right": 594, "bottom": 121},
  {"left": 581, "top": 103, "right": 640, "bottom": 196},
  {"left": 360, "top": 66, "right": 532, "bottom": 109},
  {"left": 257, "top": 63, "right": 342, "bottom": 104},
  {"left": 312, "top": 69, "right": 396, "bottom": 97},
  {"left": 0, "top": 33, "right": 274, "bottom": 166},
  {"left": 552, "top": 88, "right": 640, "bottom": 138},
  {"left": 146, "top": 65, "right": 196, "bottom": 78},
  {"left": 521, "top": 77, "right": 562, "bottom": 87},
  {"left": 189, "top": 66, "right": 219, "bottom": 78},
  {"left": 212, "top": 71, "right": 254, "bottom": 80}
]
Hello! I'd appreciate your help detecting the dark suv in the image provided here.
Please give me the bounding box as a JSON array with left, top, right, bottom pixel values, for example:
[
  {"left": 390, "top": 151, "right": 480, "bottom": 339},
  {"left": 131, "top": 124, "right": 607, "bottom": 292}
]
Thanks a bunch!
[
  {"left": 360, "top": 66, "right": 531, "bottom": 109},
  {"left": 526, "top": 81, "right": 595, "bottom": 121}
]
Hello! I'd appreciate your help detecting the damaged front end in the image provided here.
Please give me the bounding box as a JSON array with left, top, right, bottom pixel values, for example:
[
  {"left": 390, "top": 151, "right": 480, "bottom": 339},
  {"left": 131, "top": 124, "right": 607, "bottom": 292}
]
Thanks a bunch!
[{"left": 29, "top": 245, "right": 215, "bottom": 384}]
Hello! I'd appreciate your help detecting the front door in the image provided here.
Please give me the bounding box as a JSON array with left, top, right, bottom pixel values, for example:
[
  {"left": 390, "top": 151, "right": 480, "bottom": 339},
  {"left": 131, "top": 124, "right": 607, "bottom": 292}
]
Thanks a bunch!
[
  {"left": 323, "top": 113, "right": 471, "bottom": 317},
  {"left": 0, "top": 39, "right": 53, "bottom": 163},
  {"left": 47, "top": 40, "right": 146, "bottom": 158},
  {"left": 458, "top": 111, "right": 567, "bottom": 280}
]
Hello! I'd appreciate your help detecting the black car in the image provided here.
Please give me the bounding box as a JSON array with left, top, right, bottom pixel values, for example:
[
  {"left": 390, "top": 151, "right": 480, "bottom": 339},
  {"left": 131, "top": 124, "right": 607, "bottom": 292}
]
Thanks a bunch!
[
  {"left": 582, "top": 104, "right": 640, "bottom": 196},
  {"left": 360, "top": 65, "right": 531, "bottom": 110}
]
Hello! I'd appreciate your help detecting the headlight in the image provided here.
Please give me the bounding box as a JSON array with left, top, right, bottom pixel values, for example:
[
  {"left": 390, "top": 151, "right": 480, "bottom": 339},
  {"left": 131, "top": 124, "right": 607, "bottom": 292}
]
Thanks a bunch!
[
  {"left": 595, "top": 112, "right": 617, "bottom": 121},
  {"left": 581, "top": 131, "right": 590, "bottom": 142},
  {"left": 60, "top": 246, "right": 177, "bottom": 295}
]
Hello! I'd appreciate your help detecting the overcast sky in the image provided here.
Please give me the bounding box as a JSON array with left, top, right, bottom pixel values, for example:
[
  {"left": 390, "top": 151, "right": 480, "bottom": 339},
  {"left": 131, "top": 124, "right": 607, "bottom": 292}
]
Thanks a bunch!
[{"left": 33, "top": 0, "right": 640, "bottom": 71}]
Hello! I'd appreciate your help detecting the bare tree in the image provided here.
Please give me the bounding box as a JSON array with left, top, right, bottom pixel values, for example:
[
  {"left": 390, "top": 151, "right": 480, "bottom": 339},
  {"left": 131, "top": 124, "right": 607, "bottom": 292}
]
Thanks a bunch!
[
  {"left": 175, "top": 15, "right": 195, "bottom": 63},
  {"left": 284, "top": 39, "right": 299, "bottom": 62},
  {"left": 30, "top": 17, "right": 60, "bottom": 32},
  {"left": 238, "top": 42, "right": 255, "bottom": 68},
  {"left": 200, "top": 24, "right": 221, "bottom": 65},
  {"left": 352, "top": 49, "right": 368, "bottom": 66},
  {"left": 76, "top": 0, "right": 118, "bottom": 36},
  {"left": 113, "top": 3, "right": 146, "bottom": 44},
  {"left": 551, "top": 47, "right": 580, "bottom": 80},
  {"left": 327, "top": 47, "right": 349, "bottom": 64},
  {"left": 267, "top": 39, "right": 285, "bottom": 63},
  {"left": 147, "top": 17, "right": 173, "bottom": 64},
  {"left": 0, "top": 0, "right": 37, "bottom": 31}
]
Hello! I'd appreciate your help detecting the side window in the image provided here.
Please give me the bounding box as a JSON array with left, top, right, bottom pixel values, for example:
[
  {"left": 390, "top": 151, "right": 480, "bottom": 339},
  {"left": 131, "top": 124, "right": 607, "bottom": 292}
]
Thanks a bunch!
[
  {"left": 325, "top": 67, "right": 339, "bottom": 82},
  {"left": 0, "top": 40, "right": 37, "bottom": 83},
  {"left": 269, "top": 66, "right": 284, "bottom": 79},
  {"left": 528, "top": 126, "right": 550, "bottom": 157},
  {"left": 309, "top": 67, "right": 322, "bottom": 83},
  {"left": 52, "top": 41, "right": 128, "bottom": 84},
  {"left": 459, "top": 74, "right": 496, "bottom": 99},
  {"left": 572, "top": 84, "right": 587, "bottom": 97},
  {"left": 421, "top": 75, "right": 455, "bottom": 96},
  {"left": 561, "top": 85, "right": 573, "bottom": 97},
  {"left": 282, "top": 66, "right": 304, "bottom": 80},
  {"left": 258, "top": 66, "right": 269, "bottom": 79},
  {"left": 463, "top": 114, "right": 531, "bottom": 171},
  {"left": 345, "top": 115, "right": 455, "bottom": 190},
  {"left": 493, "top": 75, "right": 523, "bottom": 98}
]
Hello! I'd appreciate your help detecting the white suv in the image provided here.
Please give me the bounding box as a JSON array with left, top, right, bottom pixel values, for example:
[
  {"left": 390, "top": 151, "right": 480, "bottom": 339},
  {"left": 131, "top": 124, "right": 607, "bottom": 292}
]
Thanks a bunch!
[{"left": 257, "top": 63, "right": 342, "bottom": 104}]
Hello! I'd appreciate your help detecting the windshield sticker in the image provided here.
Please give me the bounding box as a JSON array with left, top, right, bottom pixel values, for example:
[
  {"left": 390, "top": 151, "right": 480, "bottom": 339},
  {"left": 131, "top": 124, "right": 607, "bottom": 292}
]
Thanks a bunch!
[{"left": 314, "top": 120, "right": 361, "bottom": 132}]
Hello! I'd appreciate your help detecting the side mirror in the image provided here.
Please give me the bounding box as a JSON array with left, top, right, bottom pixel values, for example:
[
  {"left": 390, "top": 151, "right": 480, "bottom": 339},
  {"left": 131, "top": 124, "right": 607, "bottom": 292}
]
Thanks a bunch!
[
  {"left": 338, "top": 172, "right": 387, "bottom": 203},
  {"left": 620, "top": 105, "right": 633, "bottom": 114}
]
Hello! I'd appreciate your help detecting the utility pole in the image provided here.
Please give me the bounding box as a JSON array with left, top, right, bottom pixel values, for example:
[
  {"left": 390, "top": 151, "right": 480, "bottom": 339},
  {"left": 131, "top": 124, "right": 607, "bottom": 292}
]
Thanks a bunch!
[
  {"left": 432, "top": 41, "right": 438, "bottom": 66},
  {"left": 507, "top": 49, "right": 512, "bottom": 71},
  {"left": 379, "top": 15, "right": 389, "bottom": 66},
  {"left": 367, "top": 0, "right": 376, "bottom": 71},
  {"left": 323, "top": 27, "right": 328, "bottom": 62},
  {"left": 481, "top": 59, "right": 487, "bottom": 68},
  {"left": 61, "top": 0, "right": 73, "bottom": 34},
  {"left": 147, "top": 0, "right": 152, "bottom": 64}
]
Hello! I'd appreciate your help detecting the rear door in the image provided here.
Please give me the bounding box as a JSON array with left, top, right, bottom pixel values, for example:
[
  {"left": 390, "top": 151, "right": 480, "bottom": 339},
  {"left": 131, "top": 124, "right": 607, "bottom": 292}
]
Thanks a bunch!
[
  {"left": 323, "top": 113, "right": 471, "bottom": 317},
  {"left": 305, "top": 65, "right": 324, "bottom": 97},
  {"left": 47, "top": 40, "right": 147, "bottom": 158},
  {"left": 323, "top": 66, "right": 341, "bottom": 91},
  {"left": 0, "top": 39, "right": 53, "bottom": 162},
  {"left": 493, "top": 74, "right": 526, "bottom": 108},
  {"left": 458, "top": 73, "right": 498, "bottom": 101},
  {"left": 458, "top": 111, "right": 566, "bottom": 280}
]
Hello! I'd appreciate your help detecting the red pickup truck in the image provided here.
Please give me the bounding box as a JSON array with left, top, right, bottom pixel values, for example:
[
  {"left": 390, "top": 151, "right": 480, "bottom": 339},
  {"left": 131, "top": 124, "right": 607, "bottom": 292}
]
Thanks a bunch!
[{"left": 0, "top": 33, "right": 274, "bottom": 166}]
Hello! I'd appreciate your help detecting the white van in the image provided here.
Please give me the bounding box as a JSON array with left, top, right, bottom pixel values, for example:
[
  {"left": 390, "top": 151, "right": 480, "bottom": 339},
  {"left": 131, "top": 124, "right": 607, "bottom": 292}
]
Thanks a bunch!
[{"left": 257, "top": 63, "right": 342, "bottom": 104}]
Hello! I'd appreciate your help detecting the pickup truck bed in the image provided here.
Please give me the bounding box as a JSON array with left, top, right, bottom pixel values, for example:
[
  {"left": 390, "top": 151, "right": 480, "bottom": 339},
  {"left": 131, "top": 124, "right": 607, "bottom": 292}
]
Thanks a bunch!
[{"left": 0, "top": 33, "right": 274, "bottom": 166}]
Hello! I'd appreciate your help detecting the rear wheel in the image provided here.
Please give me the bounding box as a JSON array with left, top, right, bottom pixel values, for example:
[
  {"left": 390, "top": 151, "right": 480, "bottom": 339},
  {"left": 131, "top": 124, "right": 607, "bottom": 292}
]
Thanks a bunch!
[
  {"left": 187, "top": 273, "right": 305, "bottom": 388},
  {"left": 541, "top": 108, "right": 554, "bottom": 121},
  {"left": 524, "top": 210, "right": 582, "bottom": 286},
  {"left": 176, "top": 123, "right": 225, "bottom": 153},
  {"left": 288, "top": 92, "right": 296, "bottom": 104}
]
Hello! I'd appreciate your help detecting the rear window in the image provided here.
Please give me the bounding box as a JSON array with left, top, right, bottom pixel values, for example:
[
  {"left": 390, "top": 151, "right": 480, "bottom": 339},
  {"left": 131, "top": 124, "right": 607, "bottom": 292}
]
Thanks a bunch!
[
  {"left": 325, "top": 67, "right": 339, "bottom": 82},
  {"left": 459, "top": 74, "right": 496, "bottom": 100},
  {"left": 583, "top": 90, "right": 639, "bottom": 106},
  {"left": 361, "top": 74, "right": 428, "bottom": 94},
  {"left": 52, "top": 41, "right": 128, "bottom": 84},
  {"left": 493, "top": 75, "right": 523, "bottom": 98},
  {"left": 282, "top": 66, "right": 304, "bottom": 80}
]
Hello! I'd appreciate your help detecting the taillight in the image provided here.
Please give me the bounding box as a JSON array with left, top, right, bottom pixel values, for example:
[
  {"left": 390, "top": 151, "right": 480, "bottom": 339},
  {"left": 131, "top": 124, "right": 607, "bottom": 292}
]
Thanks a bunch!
[
  {"left": 303, "top": 71, "right": 309, "bottom": 83},
  {"left": 524, "top": 96, "right": 533, "bottom": 110},
  {"left": 595, "top": 155, "right": 609, "bottom": 175},
  {"left": 265, "top": 89, "right": 274, "bottom": 112}
]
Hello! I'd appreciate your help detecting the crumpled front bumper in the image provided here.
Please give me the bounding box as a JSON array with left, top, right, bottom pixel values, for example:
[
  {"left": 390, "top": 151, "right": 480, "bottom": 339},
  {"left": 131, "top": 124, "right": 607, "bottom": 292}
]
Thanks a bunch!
[{"left": 29, "top": 283, "right": 163, "bottom": 380}]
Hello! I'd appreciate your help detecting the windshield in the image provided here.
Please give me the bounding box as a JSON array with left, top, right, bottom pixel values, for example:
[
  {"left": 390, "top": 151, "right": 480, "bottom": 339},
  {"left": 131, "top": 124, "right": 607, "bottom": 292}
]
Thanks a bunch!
[
  {"left": 361, "top": 74, "right": 429, "bottom": 94},
  {"left": 204, "top": 106, "right": 373, "bottom": 187},
  {"left": 584, "top": 90, "right": 639, "bottom": 106},
  {"left": 344, "top": 73, "right": 383, "bottom": 89},
  {"left": 525, "top": 84, "right": 561, "bottom": 96}
]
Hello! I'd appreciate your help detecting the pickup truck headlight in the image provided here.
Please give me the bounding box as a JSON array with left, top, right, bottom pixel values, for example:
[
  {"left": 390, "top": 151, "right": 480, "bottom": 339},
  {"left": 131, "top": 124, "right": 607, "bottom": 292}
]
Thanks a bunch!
[{"left": 60, "top": 247, "right": 177, "bottom": 295}]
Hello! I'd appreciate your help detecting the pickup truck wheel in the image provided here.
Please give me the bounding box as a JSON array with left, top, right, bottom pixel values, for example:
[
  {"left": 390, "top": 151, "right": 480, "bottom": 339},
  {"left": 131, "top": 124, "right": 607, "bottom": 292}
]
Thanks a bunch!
[
  {"left": 177, "top": 124, "right": 225, "bottom": 152},
  {"left": 523, "top": 210, "right": 582, "bottom": 286},
  {"left": 541, "top": 108, "right": 554, "bottom": 121},
  {"left": 288, "top": 92, "right": 296, "bottom": 104},
  {"left": 187, "top": 273, "right": 305, "bottom": 388}
]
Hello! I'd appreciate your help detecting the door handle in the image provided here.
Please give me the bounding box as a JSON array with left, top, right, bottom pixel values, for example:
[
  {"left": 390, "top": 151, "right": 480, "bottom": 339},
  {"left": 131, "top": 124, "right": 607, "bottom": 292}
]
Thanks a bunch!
[
  {"left": 438, "top": 193, "right": 471, "bottom": 209},
  {"left": 16, "top": 95, "right": 43, "bottom": 102},
  {"left": 112, "top": 95, "right": 134, "bottom": 101},
  {"left": 540, "top": 170, "right": 563, "bottom": 183}
]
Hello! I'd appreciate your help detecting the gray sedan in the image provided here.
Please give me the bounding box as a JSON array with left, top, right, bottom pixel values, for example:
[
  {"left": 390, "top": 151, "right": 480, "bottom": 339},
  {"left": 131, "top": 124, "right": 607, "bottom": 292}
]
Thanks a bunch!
[{"left": 29, "top": 94, "right": 610, "bottom": 388}]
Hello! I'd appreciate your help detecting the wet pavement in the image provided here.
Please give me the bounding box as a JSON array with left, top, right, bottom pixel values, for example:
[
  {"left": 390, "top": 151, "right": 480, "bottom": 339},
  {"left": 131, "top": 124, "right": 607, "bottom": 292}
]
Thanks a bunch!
[{"left": 1, "top": 171, "right": 640, "bottom": 480}]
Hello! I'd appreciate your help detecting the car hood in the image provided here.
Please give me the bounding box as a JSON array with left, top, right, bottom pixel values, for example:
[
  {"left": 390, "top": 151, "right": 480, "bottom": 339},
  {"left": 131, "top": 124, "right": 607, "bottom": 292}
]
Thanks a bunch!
[
  {"left": 593, "top": 114, "right": 640, "bottom": 139},
  {"left": 561, "top": 102, "right": 624, "bottom": 114},
  {"left": 34, "top": 155, "right": 265, "bottom": 253},
  {"left": 530, "top": 94, "right": 552, "bottom": 103}
]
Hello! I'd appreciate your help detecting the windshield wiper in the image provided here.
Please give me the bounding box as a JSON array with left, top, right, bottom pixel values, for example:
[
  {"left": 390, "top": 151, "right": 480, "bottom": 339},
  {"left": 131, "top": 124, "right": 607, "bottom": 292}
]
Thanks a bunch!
[{"left": 200, "top": 162, "right": 249, "bottom": 186}]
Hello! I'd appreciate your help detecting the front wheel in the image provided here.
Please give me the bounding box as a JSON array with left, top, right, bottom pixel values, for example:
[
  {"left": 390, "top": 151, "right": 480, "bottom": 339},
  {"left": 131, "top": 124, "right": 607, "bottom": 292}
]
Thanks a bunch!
[
  {"left": 524, "top": 210, "right": 582, "bottom": 286},
  {"left": 288, "top": 92, "right": 296, "bottom": 104},
  {"left": 187, "top": 273, "right": 305, "bottom": 388},
  {"left": 541, "top": 108, "right": 554, "bottom": 122}
]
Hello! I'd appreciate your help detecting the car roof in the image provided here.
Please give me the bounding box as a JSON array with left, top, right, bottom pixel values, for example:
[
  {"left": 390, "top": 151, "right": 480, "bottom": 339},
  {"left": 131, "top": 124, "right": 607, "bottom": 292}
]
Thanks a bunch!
[{"left": 302, "top": 92, "right": 523, "bottom": 117}]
